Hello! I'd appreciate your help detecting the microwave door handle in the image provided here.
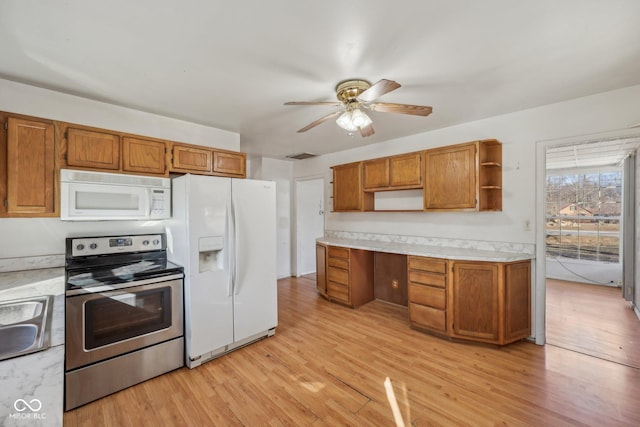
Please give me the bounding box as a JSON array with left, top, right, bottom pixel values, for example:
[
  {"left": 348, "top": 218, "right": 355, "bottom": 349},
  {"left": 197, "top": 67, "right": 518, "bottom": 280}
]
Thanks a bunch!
[{"left": 148, "top": 188, "right": 154, "bottom": 217}]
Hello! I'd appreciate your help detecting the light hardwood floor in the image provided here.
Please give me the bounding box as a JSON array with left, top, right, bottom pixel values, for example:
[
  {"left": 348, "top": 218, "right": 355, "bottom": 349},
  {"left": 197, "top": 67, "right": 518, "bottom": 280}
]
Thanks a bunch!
[
  {"left": 64, "top": 276, "right": 640, "bottom": 426},
  {"left": 546, "top": 278, "right": 640, "bottom": 368}
]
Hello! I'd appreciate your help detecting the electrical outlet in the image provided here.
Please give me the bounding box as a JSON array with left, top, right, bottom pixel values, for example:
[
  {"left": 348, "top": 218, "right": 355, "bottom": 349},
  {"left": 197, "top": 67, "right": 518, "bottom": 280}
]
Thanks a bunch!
[
  {"left": 523, "top": 219, "right": 532, "bottom": 231},
  {"left": 392, "top": 279, "right": 399, "bottom": 289}
]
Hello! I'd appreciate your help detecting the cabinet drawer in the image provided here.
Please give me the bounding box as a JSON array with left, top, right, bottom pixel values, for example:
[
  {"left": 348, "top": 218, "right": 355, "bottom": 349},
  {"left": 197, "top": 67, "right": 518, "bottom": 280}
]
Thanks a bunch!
[
  {"left": 408, "top": 271, "right": 446, "bottom": 288},
  {"left": 327, "top": 281, "right": 349, "bottom": 302},
  {"left": 328, "top": 257, "right": 349, "bottom": 269},
  {"left": 408, "top": 256, "right": 447, "bottom": 274},
  {"left": 409, "top": 284, "right": 446, "bottom": 309},
  {"left": 328, "top": 246, "right": 349, "bottom": 259},
  {"left": 409, "top": 303, "right": 446, "bottom": 332},
  {"left": 328, "top": 267, "right": 349, "bottom": 285}
]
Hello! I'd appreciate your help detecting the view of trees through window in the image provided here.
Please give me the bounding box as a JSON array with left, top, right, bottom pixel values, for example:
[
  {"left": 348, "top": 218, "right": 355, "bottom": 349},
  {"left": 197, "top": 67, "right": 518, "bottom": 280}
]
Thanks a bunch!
[{"left": 546, "top": 171, "right": 622, "bottom": 263}]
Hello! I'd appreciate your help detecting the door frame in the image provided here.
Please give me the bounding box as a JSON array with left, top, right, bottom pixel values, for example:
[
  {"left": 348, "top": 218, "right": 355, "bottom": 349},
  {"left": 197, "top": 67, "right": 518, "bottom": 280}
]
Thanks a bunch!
[
  {"left": 294, "top": 175, "right": 325, "bottom": 277},
  {"left": 535, "top": 127, "right": 640, "bottom": 344}
]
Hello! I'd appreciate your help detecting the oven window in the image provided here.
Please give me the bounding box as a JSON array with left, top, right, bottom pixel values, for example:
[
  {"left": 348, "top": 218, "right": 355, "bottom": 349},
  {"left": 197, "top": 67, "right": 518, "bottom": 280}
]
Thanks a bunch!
[{"left": 84, "top": 287, "right": 172, "bottom": 350}]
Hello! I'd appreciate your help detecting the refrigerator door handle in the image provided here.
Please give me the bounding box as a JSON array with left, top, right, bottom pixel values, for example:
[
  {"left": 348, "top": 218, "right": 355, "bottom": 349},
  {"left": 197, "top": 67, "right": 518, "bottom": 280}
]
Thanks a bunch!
[
  {"left": 226, "top": 198, "right": 235, "bottom": 297},
  {"left": 232, "top": 199, "right": 240, "bottom": 296}
]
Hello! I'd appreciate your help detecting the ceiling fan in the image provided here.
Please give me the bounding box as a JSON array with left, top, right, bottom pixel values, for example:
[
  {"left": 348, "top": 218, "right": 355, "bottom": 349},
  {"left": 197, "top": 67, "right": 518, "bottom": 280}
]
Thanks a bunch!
[{"left": 284, "top": 78, "right": 432, "bottom": 137}]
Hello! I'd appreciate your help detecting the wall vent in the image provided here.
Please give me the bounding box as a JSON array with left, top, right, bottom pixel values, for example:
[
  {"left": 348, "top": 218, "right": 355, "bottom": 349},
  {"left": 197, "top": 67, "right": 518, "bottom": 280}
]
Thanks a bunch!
[{"left": 285, "top": 152, "right": 317, "bottom": 160}]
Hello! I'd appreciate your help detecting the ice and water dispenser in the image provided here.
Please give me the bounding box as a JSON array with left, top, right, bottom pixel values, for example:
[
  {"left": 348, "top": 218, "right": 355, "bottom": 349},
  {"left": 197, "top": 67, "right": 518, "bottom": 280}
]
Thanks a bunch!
[{"left": 198, "top": 236, "right": 224, "bottom": 272}]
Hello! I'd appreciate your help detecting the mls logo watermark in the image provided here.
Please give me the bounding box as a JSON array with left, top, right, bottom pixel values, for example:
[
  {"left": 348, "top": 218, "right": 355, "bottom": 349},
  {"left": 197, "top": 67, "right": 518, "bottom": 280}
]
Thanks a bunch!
[{"left": 9, "top": 398, "right": 47, "bottom": 420}]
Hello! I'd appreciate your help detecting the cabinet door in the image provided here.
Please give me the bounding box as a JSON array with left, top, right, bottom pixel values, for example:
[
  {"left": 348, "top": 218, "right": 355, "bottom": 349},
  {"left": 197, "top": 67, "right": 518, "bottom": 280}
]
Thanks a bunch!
[
  {"left": 213, "top": 150, "right": 246, "bottom": 177},
  {"left": 316, "top": 244, "right": 327, "bottom": 296},
  {"left": 451, "top": 261, "right": 499, "bottom": 342},
  {"left": 333, "top": 162, "right": 365, "bottom": 211},
  {"left": 363, "top": 158, "right": 390, "bottom": 189},
  {"left": 122, "top": 137, "right": 166, "bottom": 175},
  {"left": 6, "top": 117, "right": 56, "bottom": 215},
  {"left": 424, "top": 143, "right": 477, "bottom": 210},
  {"left": 390, "top": 152, "right": 422, "bottom": 187},
  {"left": 171, "top": 144, "right": 212, "bottom": 173},
  {"left": 67, "top": 128, "right": 120, "bottom": 170}
]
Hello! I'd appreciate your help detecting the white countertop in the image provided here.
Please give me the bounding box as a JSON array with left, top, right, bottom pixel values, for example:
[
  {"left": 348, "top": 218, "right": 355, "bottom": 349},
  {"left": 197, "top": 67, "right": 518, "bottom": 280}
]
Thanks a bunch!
[
  {"left": 0, "top": 267, "right": 65, "bottom": 427},
  {"left": 317, "top": 236, "right": 534, "bottom": 262}
]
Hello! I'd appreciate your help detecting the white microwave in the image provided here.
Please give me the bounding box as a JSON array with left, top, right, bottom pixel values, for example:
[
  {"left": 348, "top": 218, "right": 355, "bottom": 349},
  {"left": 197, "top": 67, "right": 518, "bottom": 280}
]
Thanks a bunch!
[{"left": 60, "top": 169, "right": 171, "bottom": 221}]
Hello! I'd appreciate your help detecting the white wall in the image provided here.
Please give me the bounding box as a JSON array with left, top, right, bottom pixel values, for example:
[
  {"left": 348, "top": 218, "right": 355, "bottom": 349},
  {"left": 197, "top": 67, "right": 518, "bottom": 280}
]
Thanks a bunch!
[
  {"left": 0, "top": 79, "right": 239, "bottom": 150},
  {"left": 0, "top": 78, "right": 240, "bottom": 260},
  {"left": 293, "top": 84, "right": 640, "bottom": 247},
  {"left": 546, "top": 257, "right": 620, "bottom": 285},
  {"left": 248, "top": 157, "right": 293, "bottom": 278}
]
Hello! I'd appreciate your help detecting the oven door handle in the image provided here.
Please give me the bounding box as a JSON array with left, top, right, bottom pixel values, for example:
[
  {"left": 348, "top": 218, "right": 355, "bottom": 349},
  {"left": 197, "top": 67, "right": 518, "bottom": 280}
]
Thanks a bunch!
[{"left": 65, "top": 273, "right": 184, "bottom": 296}]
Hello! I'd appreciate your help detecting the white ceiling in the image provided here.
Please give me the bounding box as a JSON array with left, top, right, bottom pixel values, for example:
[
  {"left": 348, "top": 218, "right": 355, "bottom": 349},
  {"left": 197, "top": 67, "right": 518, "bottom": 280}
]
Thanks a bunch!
[{"left": 1, "top": 1, "right": 640, "bottom": 159}]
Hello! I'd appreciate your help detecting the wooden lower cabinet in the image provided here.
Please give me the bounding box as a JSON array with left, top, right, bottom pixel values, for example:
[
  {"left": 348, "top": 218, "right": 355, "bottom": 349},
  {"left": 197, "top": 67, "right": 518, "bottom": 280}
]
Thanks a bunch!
[
  {"left": 315, "top": 243, "right": 327, "bottom": 296},
  {"left": 408, "top": 255, "right": 531, "bottom": 345},
  {"left": 325, "top": 246, "right": 374, "bottom": 308},
  {"left": 451, "top": 260, "right": 531, "bottom": 345},
  {"left": 408, "top": 256, "right": 448, "bottom": 335},
  {"left": 451, "top": 262, "right": 500, "bottom": 342},
  {"left": 317, "top": 244, "right": 531, "bottom": 346}
]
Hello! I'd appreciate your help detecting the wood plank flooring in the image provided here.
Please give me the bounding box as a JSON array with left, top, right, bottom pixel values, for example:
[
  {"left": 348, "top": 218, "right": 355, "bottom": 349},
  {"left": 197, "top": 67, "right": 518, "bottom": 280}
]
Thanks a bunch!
[
  {"left": 64, "top": 276, "right": 640, "bottom": 426},
  {"left": 546, "top": 278, "right": 640, "bottom": 368}
]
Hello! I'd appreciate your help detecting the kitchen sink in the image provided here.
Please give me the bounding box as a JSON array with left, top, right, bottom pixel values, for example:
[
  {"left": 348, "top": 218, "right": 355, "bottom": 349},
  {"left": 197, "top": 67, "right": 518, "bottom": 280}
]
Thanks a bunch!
[
  {"left": 0, "top": 299, "right": 45, "bottom": 326},
  {"left": 0, "top": 296, "right": 53, "bottom": 361}
]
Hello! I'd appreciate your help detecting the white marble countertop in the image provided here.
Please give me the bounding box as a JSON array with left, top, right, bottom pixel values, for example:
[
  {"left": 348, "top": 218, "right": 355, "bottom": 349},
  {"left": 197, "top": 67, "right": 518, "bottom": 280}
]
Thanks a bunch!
[
  {"left": 317, "top": 236, "right": 535, "bottom": 262},
  {"left": 0, "top": 267, "right": 65, "bottom": 426}
]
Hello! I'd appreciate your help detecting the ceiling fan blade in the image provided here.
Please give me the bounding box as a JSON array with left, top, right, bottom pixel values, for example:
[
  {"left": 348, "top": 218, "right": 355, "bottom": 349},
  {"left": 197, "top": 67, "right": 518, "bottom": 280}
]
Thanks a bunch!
[
  {"left": 357, "top": 79, "right": 401, "bottom": 102},
  {"left": 369, "top": 102, "right": 433, "bottom": 116},
  {"left": 284, "top": 101, "right": 341, "bottom": 106},
  {"left": 359, "top": 124, "right": 375, "bottom": 137},
  {"left": 297, "top": 111, "right": 341, "bottom": 133}
]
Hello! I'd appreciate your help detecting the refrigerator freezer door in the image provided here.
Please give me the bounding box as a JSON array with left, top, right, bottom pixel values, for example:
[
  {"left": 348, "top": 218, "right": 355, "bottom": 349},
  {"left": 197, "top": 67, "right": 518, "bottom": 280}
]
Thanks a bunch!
[
  {"left": 180, "top": 174, "right": 234, "bottom": 360},
  {"left": 231, "top": 179, "right": 278, "bottom": 341}
]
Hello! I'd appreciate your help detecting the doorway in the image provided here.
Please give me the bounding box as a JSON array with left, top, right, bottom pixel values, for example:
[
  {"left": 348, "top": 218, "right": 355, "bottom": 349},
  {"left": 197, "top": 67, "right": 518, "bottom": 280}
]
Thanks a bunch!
[
  {"left": 542, "top": 134, "right": 640, "bottom": 367},
  {"left": 295, "top": 178, "right": 325, "bottom": 277}
]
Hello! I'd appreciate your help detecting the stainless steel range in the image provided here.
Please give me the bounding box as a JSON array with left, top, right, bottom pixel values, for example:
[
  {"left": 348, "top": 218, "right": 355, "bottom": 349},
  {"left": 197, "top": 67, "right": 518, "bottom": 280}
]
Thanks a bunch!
[{"left": 64, "top": 233, "right": 184, "bottom": 411}]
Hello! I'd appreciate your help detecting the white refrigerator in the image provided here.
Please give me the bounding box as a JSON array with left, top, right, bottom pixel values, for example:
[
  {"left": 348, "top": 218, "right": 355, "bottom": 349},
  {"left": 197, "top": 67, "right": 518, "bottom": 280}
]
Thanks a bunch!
[{"left": 167, "top": 174, "right": 277, "bottom": 368}]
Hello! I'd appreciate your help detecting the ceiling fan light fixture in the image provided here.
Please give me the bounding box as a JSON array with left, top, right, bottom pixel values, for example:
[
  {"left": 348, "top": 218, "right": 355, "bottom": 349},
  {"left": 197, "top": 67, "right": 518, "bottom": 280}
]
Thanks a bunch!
[
  {"left": 336, "top": 110, "right": 358, "bottom": 132},
  {"left": 351, "top": 108, "right": 372, "bottom": 128},
  {"left": 336, "top": 108, "right": 371, "bottom": 133}
]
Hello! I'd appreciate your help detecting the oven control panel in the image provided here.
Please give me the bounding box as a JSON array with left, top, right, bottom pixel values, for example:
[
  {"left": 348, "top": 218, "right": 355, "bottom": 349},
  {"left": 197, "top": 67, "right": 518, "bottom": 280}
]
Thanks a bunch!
[{"left": 70, "top": 234, "right": 164, "bottom": 257}]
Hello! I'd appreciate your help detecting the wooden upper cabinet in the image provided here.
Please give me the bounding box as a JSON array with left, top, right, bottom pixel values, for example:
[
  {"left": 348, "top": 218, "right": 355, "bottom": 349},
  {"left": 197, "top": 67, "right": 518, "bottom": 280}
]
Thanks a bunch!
[
  {"left": 171, "top": 144, "right": 213, "bottom": 173},
  {"left": 424, "top": 142, "right": 477, "bottom": 210},
  {"left": 363, "top": 152, "right": 422, "bottom": 191},
  {"left": 67, "top": 127, "right": 120, "bottom": 170},
  {"left": 213, "top": 150, "right": 246, "bottom": 177},
  {"left": 332, "top": 162, "right": 372, "bottom": 211},
  {"left": 363, "top": 158, "right": 390, "bottom": 189},
  {"left": 4, "top": 116, "right": 56, "bottom": 216},
  {"left": 478, "top": 139, "right": 503, "bottom": 211},
  {"left": 390, "top": 152, "right": 422, "bottom": 187},
  {"left": 122, "top": 137, "right": 166, "bottom": 175}
]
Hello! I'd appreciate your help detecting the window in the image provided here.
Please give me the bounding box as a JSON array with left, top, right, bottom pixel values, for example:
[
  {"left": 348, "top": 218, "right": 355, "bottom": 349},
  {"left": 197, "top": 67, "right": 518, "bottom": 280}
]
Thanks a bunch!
[{"left": 546, "top": 171, "right": 621, "bottom": 262}]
